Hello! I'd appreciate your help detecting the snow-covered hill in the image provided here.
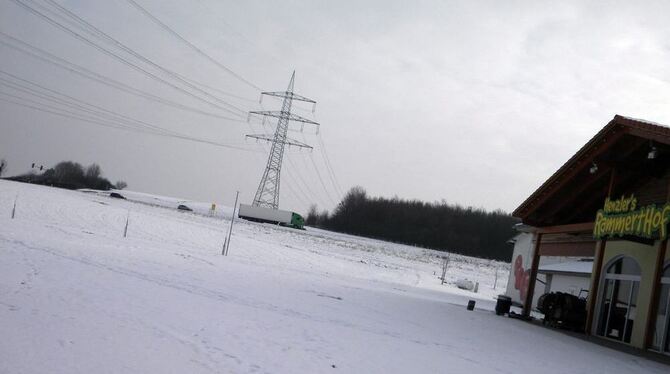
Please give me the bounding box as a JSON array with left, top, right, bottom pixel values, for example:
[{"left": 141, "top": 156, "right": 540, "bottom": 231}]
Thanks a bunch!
[{"left": 1, "top": 180, "right": 666, "bottom": 373}]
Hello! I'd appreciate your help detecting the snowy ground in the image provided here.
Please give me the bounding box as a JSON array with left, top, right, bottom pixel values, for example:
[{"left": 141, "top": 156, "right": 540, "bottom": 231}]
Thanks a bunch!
[{"left": 0, "top": 180, "right": 667, "bottom": 373}]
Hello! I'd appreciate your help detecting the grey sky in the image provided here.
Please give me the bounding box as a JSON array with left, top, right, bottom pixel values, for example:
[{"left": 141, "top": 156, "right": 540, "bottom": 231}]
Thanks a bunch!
[{"left": 2, "top": 0, "right": 670, "bottom": 215}]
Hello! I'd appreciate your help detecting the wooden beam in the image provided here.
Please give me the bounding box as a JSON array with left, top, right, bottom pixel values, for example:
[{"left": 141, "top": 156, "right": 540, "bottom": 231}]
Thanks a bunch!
[
  {"left": 644, "top": 239, "right": 668, "bottom": 349},
  {"left": 626, "top": 127, "right": 670, "bottom": 146},
  {"left": 642, "top": 176, "right": 670, "bottom": 348},
  {"left": 539, "top": 167, "right": 611, "bottom": 222},
  {"left": 585, "top": 239, "right": 607, "bottom": 334},
  {"left": 608, "top": 168, "right": 617, "bottom": 197},
  {"left": 559, "top": 184, "right": 609, "bottom": 224},
  {"left": 539, "top": 241, "right": 596, "bottom": 257},
  {"left": 542, "top": 138, "right": 647, "bottom": 225},
  {"left": 538, "top": 138, "right": 644, "bottom": 225},
  {"left": 558, "top": 164, "right": 647, "bottom": 224},
  {"left": 585, "top": 163, "right": 617, "bottom": 335},
  {"left": 536, "top": 222, "right": 594, "bottom": 234},
  {"left": 522, "top": 233, "right": 543, "bottom": 317},
  {"left": 515, "top": 128, "right": 626, "bottom": 219}
]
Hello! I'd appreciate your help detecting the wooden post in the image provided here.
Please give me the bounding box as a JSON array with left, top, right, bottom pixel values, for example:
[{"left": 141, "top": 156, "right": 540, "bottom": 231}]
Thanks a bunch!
[
  {"left": 642, "top": 178, "right": 670, "bottom": 348},
  {"left": 585, "top": 168, "right": 615, "bottom": 334},
  {"left": 522, "top": 232, "right": 542, "bottom": 317},
  {"left": 440, "top": 256, "right": 449, "bottom": 285},
  {"left": 644, "top": 239, "right": 668, "bottom": 348},
  {"left": 585, "top": 239, "right": 606, "bottom": 334},
  {"left": 11, "top": 195, "right": 17, "bottom": 219},
  {"left": 223, "top": 191, "right": 239, "bottom": 256},
  {"left": 607, "top": 168, "right": 617, "bottom": 198},
  {"left": 123, "top": 211, "right": 130, "bottom": 238}
]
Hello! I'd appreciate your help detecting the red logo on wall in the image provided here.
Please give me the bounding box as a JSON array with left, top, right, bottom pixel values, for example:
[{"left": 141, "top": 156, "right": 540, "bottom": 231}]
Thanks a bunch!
[{"left": 514, "top": 255, "right": 530, "bottom": 300}]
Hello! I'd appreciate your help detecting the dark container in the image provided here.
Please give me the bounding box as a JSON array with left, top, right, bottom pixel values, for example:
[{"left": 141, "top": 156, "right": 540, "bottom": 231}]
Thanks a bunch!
[
  {"left": 495, "top": 295, "right": 512, "bottom": 315},
  {"left": 467, "top": 300, "right": 476, "bottom": 311}
]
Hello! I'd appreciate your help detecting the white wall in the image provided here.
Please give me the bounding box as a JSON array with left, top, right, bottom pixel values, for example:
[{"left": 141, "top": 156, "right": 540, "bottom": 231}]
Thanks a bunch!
[
  {"left": 505, "top": 232, "right": 586, "bottom": 309},
  {"left": 505, "top": 232, "right": 548, "bottom": 307}
]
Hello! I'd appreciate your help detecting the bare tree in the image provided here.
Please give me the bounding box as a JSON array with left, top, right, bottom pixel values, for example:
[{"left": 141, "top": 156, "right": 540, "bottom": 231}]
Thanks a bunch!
[
  {"left": 115, "top": 180, "right": 128, "bottom": 190},
  {"left": 0, "top": 159, "right": 6, "bottom": 177},
  {"left": 53, "top": 161, "right": 84, "bottom": 182},
  {"left": 85, "top": 163, "right": 102, "bottom": 180},
  {"left": 306, "top": 204, "right": 319, "bottom": 226}
]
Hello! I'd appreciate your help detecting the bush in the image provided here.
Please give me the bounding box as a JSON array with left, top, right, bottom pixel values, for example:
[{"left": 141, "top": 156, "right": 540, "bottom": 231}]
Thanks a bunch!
[{"left": 6, "top": 160, "right": 117, "bottom": 191}]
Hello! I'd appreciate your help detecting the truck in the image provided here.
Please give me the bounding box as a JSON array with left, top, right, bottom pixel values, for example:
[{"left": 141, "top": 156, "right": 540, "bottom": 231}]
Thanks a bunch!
[{"left": 237, "top": 204, "right": 305, "bottom": 229}]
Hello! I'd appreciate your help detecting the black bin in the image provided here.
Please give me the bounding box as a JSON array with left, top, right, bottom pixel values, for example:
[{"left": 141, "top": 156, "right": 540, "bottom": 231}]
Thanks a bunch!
[{"left": 495, "top": 295, "right": 512, "bottom": 316}]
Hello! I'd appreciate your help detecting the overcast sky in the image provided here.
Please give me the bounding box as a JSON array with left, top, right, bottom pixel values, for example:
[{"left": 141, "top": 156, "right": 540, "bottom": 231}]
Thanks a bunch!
[{"left": 2, "top": 0, "right": 670, "bottom": 215}]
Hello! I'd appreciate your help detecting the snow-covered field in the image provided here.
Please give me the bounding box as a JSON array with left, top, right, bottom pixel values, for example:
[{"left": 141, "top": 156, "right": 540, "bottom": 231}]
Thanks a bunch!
[{"left": 0, "top": 180, "right": 667, "bottom": 373}]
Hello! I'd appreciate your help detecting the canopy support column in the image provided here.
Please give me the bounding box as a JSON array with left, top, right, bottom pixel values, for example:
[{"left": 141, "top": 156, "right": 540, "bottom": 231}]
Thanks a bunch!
[{"left": 522, "top": 232, "right": 542, "bottom": 317}]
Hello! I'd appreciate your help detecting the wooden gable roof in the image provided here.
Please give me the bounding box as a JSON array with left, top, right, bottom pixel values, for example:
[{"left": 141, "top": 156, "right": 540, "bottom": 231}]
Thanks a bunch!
[{"left": 513, "top": 115, "right": 670, "bottom": 227}]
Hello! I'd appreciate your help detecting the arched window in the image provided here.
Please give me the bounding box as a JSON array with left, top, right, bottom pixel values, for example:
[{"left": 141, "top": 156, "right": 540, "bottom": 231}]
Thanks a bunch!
[
  {"left": 651, "top": 263, "right": 670, "bottom": 353},
  {"left": 606, "top": 257, "right": 641, "bottom": 276},
  {"left": 596, "top": 256, "right": 642, "bottom": 344}
]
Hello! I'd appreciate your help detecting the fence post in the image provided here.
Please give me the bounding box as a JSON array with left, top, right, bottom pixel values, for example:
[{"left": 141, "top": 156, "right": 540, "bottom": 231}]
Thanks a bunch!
[
  {"left": 223, "top": 191, "right": 239, "bottom": 256},
  {"left": 441, "top": 256, "right": 450, "bottom": 285},
  {"left": 11, "top": 195, "right": 17, "bottom": 219},
  {"left": 123, "top": 211, "right": 130, "bottom": 238}
]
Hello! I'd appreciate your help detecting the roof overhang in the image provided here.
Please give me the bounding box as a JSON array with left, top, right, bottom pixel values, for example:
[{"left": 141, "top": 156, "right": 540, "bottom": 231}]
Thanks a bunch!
[{"left": 513, "top": 115, "right": 670, "bottom": 227}]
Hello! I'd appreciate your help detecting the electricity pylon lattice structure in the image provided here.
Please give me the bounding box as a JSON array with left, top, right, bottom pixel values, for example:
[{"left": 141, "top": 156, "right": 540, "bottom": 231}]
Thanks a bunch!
[{"left": 247, "top": 71, "right": 319, "bottom": 209}]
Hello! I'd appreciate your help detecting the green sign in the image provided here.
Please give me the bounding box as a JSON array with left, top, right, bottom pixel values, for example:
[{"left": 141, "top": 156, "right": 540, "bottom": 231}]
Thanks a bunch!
[{"left": 593, "top": 195, "right": 670, "bottom": 240}]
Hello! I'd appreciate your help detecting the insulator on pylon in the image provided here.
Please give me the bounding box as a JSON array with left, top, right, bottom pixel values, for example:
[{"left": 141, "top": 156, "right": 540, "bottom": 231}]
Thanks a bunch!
[
  {"left": 247, "top": 113, "right": 251, "bottom": 123},
  {"left": 312, "top": 103, "right": 316, "bottom": 113}
]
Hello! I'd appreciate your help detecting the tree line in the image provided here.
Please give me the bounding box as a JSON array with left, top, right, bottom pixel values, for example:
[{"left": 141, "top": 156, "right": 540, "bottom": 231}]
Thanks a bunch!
[
  {"left": 307, "top": 186, "right": 518, "bottom": 261},
  {"left": 4, "top": 160, "right": 126, "bottom": 191}
]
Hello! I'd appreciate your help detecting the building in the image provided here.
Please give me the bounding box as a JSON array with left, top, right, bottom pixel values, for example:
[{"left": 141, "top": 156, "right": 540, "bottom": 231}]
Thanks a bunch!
[
  {"left": 537, "top": 259, "right": 592, "bottom": 298},
  {"left": 506, "top": 231, "right": 592, "bottom": 308},
  {"left": 513, "top": 115, "right": 670, "bottom": 354}
]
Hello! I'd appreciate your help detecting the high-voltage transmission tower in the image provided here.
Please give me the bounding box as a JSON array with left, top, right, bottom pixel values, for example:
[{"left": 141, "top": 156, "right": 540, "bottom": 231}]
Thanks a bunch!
[{"left": 247, "top": 71, "right": 319, "bottom": 209}]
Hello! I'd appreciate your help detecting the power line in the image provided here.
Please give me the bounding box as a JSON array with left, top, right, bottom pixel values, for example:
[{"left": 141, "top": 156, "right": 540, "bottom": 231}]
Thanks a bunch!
[
  {"left": 285, "top": 154, "right": 328, "bottom": 209},
  {"left": 0, "top": 81, "right": 159, "bottom": 133},
  {"left": 280, "top": 170, "right": 310, "bottom": 212},
  {"left": 0, "top": 90, "right": 193, "bottom": 139},
  {"left": 0, "top": 77, "right": 256, "bottom": 149},
  {"left": 316, "top": 132, "right": 344, "bottom": 197},
  {"left": 122, "top": 0, "right": 262, "bottom": 91},
  {"left": 295, "top": 118, "right": 342, "bottom": 204},
  {"left": 193, "top": 0, "right": 285, "bottom": 66},
  {"left": 0, "top": 70, "right": 258, "bottom": 151},
  {"left": 11, "top": 0, "right": 247, "bottom": 117},
  {"left": 0, "top": 71, "right": 186, "bottom": 136},
  {"left": 290, "top": 152, "right": 335, "bottom": 209},
  {"left": 39, "top": 0, "right": 249, "bottom": 115},
  {"left": 180, "top": 75, "right": 262, "bottom": 104},
  {"left": 307, "top": 152, "right": 337, "bottom": 206},
  {"left": 0, "top": 32, "right": 248, "bottom": 122},
  {"left": 0, "top": 90, "right": 159, "bottom": 133},
  {"left": 0, "top": 93, "right": 261, "bottom": 152}
]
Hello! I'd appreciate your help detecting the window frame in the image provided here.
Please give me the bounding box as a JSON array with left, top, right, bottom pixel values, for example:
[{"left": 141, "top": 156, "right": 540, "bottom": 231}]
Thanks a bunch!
[{"left": 594, "top": 255, "right": 642, "bottom": 344}]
